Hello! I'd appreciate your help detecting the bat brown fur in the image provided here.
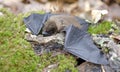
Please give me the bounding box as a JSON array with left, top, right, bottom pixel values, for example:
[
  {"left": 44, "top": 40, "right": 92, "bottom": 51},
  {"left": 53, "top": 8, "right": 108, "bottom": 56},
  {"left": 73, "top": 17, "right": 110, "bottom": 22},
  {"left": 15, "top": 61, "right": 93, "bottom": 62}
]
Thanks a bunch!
[{"left": 42, "top": 14, "right": 82, "bottom": 35}]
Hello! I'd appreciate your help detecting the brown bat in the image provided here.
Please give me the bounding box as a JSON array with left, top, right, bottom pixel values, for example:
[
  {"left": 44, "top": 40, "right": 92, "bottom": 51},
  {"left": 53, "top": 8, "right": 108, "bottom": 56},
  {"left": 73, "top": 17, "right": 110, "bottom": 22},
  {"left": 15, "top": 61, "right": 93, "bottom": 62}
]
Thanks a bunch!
[{"left": 42, "top": 14, "right": 82, "bottom": 36}]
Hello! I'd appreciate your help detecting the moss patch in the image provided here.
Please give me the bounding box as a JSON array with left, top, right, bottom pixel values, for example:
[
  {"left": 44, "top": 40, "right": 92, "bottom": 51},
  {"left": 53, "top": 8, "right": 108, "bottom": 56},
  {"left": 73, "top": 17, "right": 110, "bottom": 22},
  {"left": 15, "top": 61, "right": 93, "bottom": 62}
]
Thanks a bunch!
[
  {"left": 0, "top": 8, "right": 77, "bottom": 72},
  {"left": 88, "top": 21, "right": 112, "bottom": 34}
]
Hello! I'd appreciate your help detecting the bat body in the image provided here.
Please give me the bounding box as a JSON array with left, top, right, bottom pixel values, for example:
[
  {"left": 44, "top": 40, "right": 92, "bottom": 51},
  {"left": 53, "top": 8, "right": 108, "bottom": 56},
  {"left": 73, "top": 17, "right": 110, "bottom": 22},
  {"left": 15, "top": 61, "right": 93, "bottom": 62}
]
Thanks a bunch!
[{"left": 42, "top": 14, "right": 82, "bottom": 36}]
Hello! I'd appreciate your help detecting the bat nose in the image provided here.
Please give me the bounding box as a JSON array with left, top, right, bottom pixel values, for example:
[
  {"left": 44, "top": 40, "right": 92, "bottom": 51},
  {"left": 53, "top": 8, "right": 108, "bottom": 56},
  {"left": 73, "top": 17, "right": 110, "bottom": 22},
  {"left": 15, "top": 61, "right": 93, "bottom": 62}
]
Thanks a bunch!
[{"left": 42, "top": 31, "right": 50, "bottom": 36}]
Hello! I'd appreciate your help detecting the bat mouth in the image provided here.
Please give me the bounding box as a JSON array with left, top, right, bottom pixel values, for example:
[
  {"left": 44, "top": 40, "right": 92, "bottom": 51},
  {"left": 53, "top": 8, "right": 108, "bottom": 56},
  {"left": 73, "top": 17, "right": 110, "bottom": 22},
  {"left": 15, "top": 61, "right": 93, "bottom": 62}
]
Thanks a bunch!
[
  {"left": 42, "top": 21, "right": 58, "bottom": 36},
  {"left": 42, "top": 27, "right": 57, "bottom": 36}
]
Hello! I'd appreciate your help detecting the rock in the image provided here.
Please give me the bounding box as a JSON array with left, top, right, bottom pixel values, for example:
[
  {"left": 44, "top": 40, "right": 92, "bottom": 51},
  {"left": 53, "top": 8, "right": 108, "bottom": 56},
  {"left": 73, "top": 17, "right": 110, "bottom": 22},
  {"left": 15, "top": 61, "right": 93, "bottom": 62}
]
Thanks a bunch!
[
  {"left": 25, "top": 33, "right": 65, "bottom": 44},
  {"left": 92, "top": 34, "right": 120, "bottom": 71},
  {"left": 43, "top": 63, "right": 58, "bottom": 72},
  {"left": 101, "top": 0, "right": 120, "bottom": 5},
  {"left": 107, "top": 41, "right": 120, "bottom": 71},
  {"left": 91, "top": 9, "right": 108, "bottom": 23},
  {"left": 0, "top": 12, "right": 3, "bottom": 16},
  {"left": 25, "top": 33, "right": 65, "bottom": 55},
  {"left": 48, "top": 0, "right": 78, "bottom": 4},
  {"left": 102, "top": 65, "right": 114, "bottom": 72},
  {"left": 112, "top": 35, "right": 120, "bottom": 44},
  {"left": 1, "top": 0, "right": 24, "bottom": 14},
  {"left": 77, "top": 62, "right": 102, "bottom": 72}
]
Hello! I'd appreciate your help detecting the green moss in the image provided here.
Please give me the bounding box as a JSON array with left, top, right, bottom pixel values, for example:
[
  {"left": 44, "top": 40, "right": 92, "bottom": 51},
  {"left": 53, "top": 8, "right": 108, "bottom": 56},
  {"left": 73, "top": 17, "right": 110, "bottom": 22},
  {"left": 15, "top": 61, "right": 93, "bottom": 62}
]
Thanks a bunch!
[
  {"left": 0, "top": 8, "right": 41, "bottom": 72},
  {"left": 102, "top": 47, "right": 110, "bottom": 54},
  {"left": 51, "top": 54, "right": 78, "bottom": 72},
  {"left": 0, "top": 8, "right": 77, "bottom": 72},
  {"left": 88, "top": 21, "right": 112, "bottom": 34}
]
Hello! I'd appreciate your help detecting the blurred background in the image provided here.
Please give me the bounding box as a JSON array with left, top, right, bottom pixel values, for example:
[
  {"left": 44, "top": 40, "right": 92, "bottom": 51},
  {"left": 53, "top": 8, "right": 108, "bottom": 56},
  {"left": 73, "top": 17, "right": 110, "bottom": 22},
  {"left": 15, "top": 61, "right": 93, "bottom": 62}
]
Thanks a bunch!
[
  {"left": 0, "top": 0, "right": 120, "bottom": 21},
  {"left": 0, "top": 0, "right": 120, "bottom": 72}
]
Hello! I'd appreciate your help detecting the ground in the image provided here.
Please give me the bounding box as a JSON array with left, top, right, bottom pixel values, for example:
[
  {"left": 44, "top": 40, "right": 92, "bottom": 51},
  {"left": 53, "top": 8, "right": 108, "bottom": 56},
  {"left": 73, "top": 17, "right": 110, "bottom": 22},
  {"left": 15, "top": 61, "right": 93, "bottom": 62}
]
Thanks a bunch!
[
  {"left": 0, "top": 8, "right": 78, "bottom": 72},
  {"left": 0, "top": 8, "right": 116, "bottom": 72}
]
